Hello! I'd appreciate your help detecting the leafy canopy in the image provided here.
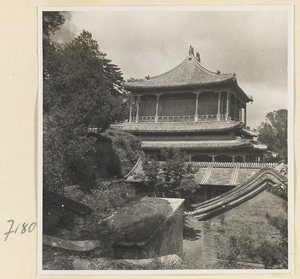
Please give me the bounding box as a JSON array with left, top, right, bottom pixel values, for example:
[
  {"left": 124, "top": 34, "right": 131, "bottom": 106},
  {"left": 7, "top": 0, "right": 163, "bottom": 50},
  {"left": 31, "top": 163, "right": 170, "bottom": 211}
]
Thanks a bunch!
[
  {"left": 258, "top": 109, "right": 287, "bottom": 163},
  {"left": 43, "top": 13, "right": 129, "bottom": 192},
  {"left": 141, "top": 149, "right": 199, "bottom": 204}
]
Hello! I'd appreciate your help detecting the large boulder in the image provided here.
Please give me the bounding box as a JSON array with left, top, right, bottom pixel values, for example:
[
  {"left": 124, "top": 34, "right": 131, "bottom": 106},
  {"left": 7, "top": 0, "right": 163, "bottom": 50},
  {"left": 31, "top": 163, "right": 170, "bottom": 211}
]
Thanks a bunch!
[{"left": 73, "top": 254, "right": 182, "bottom": 270}]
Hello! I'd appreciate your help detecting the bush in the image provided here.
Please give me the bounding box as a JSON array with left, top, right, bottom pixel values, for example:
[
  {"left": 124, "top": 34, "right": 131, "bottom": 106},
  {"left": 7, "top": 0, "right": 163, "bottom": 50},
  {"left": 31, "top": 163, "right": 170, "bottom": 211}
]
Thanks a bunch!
[
  {"left": 141, "top": 148, "right": 199, "bottom": 203},
  {"left": 63, "top": 180, "right": 137, "bottom": 223},
  {"left": 104, "top": 128, "right": 143, "bottom": 167}
]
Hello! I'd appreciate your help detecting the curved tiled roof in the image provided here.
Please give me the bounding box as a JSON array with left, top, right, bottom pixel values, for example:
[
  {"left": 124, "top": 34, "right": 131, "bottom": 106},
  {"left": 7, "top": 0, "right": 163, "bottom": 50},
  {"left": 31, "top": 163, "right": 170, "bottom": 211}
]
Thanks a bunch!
[
  {"left": 112, "top": 121, "right": 242, "bottom": 134},
  {"left": 125, "top": 54, "right": 235, "bottom": 91},
  {"left": 141, "top": 139, "right": 252, "bottom": 150},
  {"left": 253, "top": 143, "right": 268, "bottom": 150},
  {"left": 242, "top": 128, "right": 259, "bottom": 137},
  {"left": 191, "top": 167, "right": 287, "bottom": 220},
  {"left": 126, "top": 160, "right": 279, "bottom": 186}
]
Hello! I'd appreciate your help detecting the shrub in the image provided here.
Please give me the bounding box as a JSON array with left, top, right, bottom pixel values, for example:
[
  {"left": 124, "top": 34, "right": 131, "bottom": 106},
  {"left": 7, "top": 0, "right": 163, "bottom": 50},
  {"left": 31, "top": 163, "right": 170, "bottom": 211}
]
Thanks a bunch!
[{"left": 141, "top": 148, "right": 199, "bottom": 203}]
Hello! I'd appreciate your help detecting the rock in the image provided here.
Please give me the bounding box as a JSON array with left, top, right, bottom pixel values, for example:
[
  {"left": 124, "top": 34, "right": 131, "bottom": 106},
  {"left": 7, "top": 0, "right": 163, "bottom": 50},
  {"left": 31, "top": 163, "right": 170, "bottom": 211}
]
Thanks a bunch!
[
  {"left": 73, "top": 258, "right": 91, "bottom": 270},
  {"left": 73, "top": 254, "right": 182, "bottom": 270},
  {"left": 64, "top": 185, "right": 80, "bottom": 193},
  {"left": 158, "top": 254, "right": 183, "bottom": 269},
  {"left": 43, "top": 234, "right": 101, "bottom": 252}
]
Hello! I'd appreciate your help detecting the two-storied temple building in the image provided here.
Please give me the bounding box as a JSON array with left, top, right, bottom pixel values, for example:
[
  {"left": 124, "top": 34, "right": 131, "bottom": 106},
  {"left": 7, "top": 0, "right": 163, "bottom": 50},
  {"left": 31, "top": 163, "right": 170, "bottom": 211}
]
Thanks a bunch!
[{"left": 113, "top": 46, "right": 266, "bottom": 163}]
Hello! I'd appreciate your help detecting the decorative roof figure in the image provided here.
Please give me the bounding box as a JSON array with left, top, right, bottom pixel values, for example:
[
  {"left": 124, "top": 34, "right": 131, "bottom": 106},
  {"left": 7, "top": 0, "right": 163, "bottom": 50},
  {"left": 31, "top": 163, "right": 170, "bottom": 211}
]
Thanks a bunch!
[
  {"left": 196, "top": 52, "right": 201, "bottom": 63},
  {"left": 189, "top": 45, "right": 194, "bottom": 55}
]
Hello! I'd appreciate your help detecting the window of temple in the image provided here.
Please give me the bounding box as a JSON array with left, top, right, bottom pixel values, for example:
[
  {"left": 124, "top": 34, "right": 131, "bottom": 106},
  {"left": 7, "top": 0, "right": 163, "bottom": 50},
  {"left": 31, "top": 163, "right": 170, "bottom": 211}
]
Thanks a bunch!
[
  {"left": 221, "top": 92, "right": 227, "bottom": 114},
  {"left": 191, "top": 155, "right": 213, "bottom": 162},
  {"left": 235, "top": 156, "right": 244, "bottom": 163},
  {"left": 236, "top": 99, "right": 242, "bottom": 120},
  {"left": 159, "top": 93, "right": 195, "bottom": 116},
  {"left": 198, "top": 92, "right": 218, "bottom": 115},
  {"left": 215, "top": 155, "right": 233, "bottom": 162},
  {"left": 230, "top": 94, "right": 235, "bottom": 119},
  {"left": 139, "top": 95, "right": 156, "bottom": 116}
]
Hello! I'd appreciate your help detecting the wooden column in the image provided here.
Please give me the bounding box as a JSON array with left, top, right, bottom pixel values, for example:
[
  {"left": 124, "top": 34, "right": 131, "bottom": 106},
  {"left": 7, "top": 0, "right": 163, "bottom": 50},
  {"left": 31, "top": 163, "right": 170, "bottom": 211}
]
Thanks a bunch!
[
  {"left": 226, "top": 92, "right": 230, "bottom": 121},
  {"left": 194, "top": 93, "right": 199, "bottom": 122},
  {"left": 135, "top": 95, "right": 140, "bottom": 123},
  {"left": 129, "top": 95, "right": 133, "bottom": 123},
  {"left": 155, "top": 94, "right": 161, "bottom": 123},
  {"left": 244, "top": 104, "right": 247, "bottom": 126},
  {"left": 211, "top": 155, "right": 215, "bottom": 163},
  {"left": 234, "top": 96, "right": 237, "bottom": 121},
  {"left": 217, "top": 92, "right": 221, "bottom": 121}
]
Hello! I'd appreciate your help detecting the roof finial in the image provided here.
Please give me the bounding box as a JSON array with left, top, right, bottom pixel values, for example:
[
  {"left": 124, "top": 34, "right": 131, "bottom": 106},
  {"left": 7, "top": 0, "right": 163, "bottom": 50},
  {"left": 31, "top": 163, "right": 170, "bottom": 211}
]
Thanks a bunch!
[
  {"left": 196, "top": 52, "right": 201, "bottom": 63},
  {"left": 189, "top": 45, "right": 194, "bottom": 56}
]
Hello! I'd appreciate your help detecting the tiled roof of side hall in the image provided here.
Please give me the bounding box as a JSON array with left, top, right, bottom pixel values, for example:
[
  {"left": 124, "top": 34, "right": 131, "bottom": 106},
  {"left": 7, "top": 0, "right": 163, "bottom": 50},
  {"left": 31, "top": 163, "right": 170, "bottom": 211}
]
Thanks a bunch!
[
  {"left": 125, "top": 54, "right": 235, "bottom": 91},
  {"left": 126, "top": 160, "right": 278, "bottom": 186},
  {"left": 141, "top": 139, "right": 252, "bottom": 150},
  {"left": 111, "top": 121, "right": 242, "bottom": 134}
]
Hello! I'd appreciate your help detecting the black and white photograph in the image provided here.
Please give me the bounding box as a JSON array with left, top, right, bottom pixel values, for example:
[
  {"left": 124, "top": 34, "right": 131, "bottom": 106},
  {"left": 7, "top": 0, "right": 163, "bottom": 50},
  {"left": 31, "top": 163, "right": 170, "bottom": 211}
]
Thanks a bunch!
[{"left": 39, "top": 6, "right": 293, "bottom": 274}]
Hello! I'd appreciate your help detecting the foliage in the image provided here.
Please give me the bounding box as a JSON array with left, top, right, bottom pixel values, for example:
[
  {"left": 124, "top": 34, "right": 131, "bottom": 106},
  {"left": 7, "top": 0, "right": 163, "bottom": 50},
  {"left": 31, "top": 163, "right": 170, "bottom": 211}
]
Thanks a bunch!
[
  {"left": 217, "top": 226, "right": 257, "bottom": 266},
  {"left": 43, "top": 12, "right": 130, "bottom": 192},
  {"left": 104, "top": 128, "right": 143, "bottom": 168},
  {"left": 43, "top": 12, "right": 66, "bottom": 85},
  {"left": 63, "top": 180, "right": 137, "bottom": 221},
  {"left": 142, "top": 148, "right": 199, "bottom": 202},
  {"left": 43, "top": 11, "right": 66, "bottom": 38},
  {"left": 217, "top": 210, "right": 288, "bottom": 269},
  {"left": 43, "top": 30, "right": 127, "bottom": 126},
  {"left": 254, "top": 213, "right": 288, "bottom": 269},
  {"left": 43, "top": 109, "right": 98, "bottom": 193},
  {"left": 258, "top": 109, "right": 288, "bottom": 163}
]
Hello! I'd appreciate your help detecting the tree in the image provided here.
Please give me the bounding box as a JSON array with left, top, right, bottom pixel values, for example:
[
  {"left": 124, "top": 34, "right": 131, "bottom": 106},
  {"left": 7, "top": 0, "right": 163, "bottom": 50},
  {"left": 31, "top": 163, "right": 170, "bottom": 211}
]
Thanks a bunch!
[
  {"left": 44, "top": 30, "right": 127, "bottom": 128},
  {"left": 43, "top": 19, "right": 129, "bottom": 192},
  {"left": 142, "top": 149, "right": 199, "bottom": 204},
  {"left": 258, "top": 109, "right": 287, "bottom": 163},
  {"left": 43, "top": 12, "right": 66, "bottom": 84}
]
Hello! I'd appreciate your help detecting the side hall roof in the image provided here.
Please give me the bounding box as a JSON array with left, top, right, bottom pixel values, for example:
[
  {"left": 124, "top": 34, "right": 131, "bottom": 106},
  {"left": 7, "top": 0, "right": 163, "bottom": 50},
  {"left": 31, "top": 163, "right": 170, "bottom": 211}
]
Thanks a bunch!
[{"left": 126, "top": 160, "right": 278, "bottom": 186}]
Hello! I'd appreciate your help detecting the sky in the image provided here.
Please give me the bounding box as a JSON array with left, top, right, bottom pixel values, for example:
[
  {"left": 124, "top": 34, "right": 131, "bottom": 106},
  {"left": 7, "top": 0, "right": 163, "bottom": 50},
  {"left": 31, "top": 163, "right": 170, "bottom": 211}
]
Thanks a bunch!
[{"left": 52, "top": 7, "right": 292, "bottom": 129}]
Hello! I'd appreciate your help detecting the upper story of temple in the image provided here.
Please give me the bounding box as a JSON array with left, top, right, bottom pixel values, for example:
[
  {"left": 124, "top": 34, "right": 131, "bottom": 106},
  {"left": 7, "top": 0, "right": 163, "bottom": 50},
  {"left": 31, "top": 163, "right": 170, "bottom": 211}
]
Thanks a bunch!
[
  {"left": 111, "top": 47, "right": 266, "bottom": 163},
  {"left": 124, "top": 46, "right": 253, "bottom": 126}
]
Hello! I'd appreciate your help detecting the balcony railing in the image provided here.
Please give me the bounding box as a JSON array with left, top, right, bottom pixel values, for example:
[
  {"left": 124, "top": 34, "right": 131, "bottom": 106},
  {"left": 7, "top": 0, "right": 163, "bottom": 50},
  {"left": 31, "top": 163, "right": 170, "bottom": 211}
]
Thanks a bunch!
[
  {"left": 158, "top": 115, "right": 195, "bottom": 122},
  {"left": 131, "top": 114, "right": 228, "bottom": 123}
]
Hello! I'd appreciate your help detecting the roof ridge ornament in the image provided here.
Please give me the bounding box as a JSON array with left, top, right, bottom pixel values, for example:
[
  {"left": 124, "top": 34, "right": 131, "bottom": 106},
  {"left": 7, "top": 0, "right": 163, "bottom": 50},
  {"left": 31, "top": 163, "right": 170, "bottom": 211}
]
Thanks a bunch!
[
  {"left": 196, "top": 52, "right": 201, "bottom": 63},
  {"left": 189, "top": 45, "right": 194, "bottom": 56}
]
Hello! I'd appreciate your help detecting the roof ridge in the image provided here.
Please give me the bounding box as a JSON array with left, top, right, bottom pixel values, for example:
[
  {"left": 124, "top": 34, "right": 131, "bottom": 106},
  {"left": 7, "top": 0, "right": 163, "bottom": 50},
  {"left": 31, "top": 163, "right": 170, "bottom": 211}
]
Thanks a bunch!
[
  {"left": 143, "top": 54, "right": 234, "bottom": 83},
  {"left": 190, "top": 54, "right": 234, "bottom": 78},
  {"left": 146, "top": 56, "right": 190, "bottom": 81}
]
